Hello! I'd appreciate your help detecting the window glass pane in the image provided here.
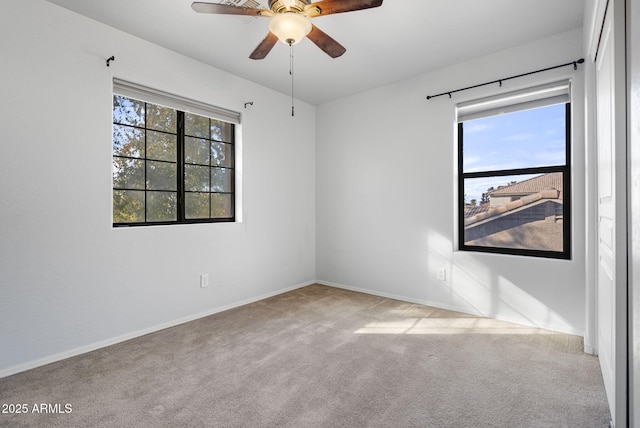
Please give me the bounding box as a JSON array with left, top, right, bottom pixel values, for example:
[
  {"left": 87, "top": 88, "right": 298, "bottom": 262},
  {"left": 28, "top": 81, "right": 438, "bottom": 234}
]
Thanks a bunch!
[
  {"left": 185, "top": 192, "right": 210, "bottom": 219},
  {"left": 185, "top": 165, "right": 210, "bottom": 192},
  {"left": 113, "top": 125, "right": 144, "bottom": 158},
  {"left": 211, "top": 193, "right": 233, "bottom": 218},
  {"left": 462, "top": 104, "right": 566, "bottom": 173},
  {"left": 185, "top": 113, "right": 209, "bottom": 138},
  {"left": 463, "top": 173, "right": 564, "bottom": 252},
  {"left": 211, "top": 141, "right": 233, "bottom": 167},
  {"left": 113, "top": 190, "right": 145, "bottom": 223},
  {"left": 113, "top": 157, "right": 145, "bottom": 190},
  {"left": 113, "top": 95, "right": 145, "bottom": 127},
  {"left": 146, "top": 191, "right": 177, "bottom": 222},
  {"left": 185, "top": 137, "right": 210, "bottom": 165},
  {"left": 146, "top": 161, "right": 177, "bottom": 191},
  {"left": 147, "top": 131, "right": 176, "bottom": 162},
  {"left": 211, "top": 168, "right": 233, "bottom": 192},
  {"left": 146, "top": 104, "right": 177, "bottom": 133},
  {"left": 211, "top": 120, "right": 233, "bottom": 142}
]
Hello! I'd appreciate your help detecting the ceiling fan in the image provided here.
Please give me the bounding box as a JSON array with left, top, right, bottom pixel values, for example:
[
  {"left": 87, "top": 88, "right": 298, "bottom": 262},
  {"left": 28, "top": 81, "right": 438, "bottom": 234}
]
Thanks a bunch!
[{"left": 191, "top": 0, "right": 383, "bottom": 59}]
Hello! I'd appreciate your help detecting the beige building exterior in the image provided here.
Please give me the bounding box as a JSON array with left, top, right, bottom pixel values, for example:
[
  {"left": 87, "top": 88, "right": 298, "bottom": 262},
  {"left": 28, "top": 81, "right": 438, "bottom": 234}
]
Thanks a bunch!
[{"left": 463, "top": 173, "right": 564, "bottom": 251}]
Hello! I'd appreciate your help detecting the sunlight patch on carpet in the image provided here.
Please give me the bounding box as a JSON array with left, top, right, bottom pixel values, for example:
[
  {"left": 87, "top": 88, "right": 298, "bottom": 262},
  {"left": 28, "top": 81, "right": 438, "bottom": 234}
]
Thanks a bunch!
[{"left": 354, "top": 317, "right": 561, "bottom": 335}]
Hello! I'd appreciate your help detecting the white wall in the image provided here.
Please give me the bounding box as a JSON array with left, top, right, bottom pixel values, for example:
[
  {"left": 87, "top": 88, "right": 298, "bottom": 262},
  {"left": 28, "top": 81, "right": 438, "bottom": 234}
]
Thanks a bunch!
[
  {"left": 316, "top": 29, "right": 587, "bottom": 335},
  {"left": 0, "top": 0, "right": 316, "bottom": 376}
]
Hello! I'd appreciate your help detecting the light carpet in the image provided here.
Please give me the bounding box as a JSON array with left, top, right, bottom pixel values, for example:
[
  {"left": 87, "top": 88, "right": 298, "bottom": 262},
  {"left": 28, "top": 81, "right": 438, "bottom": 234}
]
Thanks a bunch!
[{"left": 0, "top": 284, "right": 611, "bottom": 427}]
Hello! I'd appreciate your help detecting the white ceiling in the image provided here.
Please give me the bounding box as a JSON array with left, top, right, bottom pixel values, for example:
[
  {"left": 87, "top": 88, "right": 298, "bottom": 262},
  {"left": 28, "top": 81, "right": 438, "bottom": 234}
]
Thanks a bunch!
[{"left": 45, "top": 0, "right": 585, "bottom": 105}]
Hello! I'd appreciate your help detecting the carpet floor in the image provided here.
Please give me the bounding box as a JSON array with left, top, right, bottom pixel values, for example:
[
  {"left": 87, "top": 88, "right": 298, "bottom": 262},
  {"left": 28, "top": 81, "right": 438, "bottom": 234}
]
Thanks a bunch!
[{"left": 0, "top": 284, "right": 611, "bottom": 427}]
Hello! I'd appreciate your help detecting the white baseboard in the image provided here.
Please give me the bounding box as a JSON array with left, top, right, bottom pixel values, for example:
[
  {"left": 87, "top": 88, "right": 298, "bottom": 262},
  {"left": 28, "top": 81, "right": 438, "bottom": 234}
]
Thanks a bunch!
[
  {"left": 316, "top": 280, "right": 584, "bottom": 337},
  {"left": 316, "top": 280, "right": 483, "bottom": 316},
  {"left": 0, "top": 280, "right": 314, "bottom": 379}
]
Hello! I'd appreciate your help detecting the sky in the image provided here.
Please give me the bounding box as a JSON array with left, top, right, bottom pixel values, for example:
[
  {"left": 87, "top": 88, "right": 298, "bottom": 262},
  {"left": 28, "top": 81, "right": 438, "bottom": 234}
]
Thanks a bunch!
[{"left": 462, "top": 103, "right": 566, "bottom": 203}]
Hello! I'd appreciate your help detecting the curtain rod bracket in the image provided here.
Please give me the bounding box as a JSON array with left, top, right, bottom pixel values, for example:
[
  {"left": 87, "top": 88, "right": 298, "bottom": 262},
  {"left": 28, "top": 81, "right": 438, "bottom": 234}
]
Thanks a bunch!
[
  {"left": 106, "top": 56, "right": 115, "bottom": 67},
  {"left": 244, "top": 102, "right": 254, "bottom": 109}
]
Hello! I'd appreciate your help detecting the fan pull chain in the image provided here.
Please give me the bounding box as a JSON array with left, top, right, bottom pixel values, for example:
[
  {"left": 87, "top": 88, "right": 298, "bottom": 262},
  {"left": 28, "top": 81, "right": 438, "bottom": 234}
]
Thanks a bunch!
[{"left": 289, "top": 41, "right": 295, "bottom": 117}]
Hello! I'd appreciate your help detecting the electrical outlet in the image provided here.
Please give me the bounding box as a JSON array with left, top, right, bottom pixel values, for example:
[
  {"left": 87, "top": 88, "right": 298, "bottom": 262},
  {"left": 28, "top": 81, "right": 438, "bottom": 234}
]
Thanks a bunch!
[
  {"left": 200, "top": 273, "right": 209, "bottom": 288},
  {"left": 436, "top": 268, "right": 447, "bottom": 281}
]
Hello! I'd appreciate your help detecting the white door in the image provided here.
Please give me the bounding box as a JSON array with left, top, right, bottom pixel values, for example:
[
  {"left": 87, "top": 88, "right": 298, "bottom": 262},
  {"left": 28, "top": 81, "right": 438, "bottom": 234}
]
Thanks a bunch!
[
  {"left": 595, "top": 0, "right": 627, "bottom": 425},
  {"left": 629, "top": 0, "right": 640, "bottom": 424}
]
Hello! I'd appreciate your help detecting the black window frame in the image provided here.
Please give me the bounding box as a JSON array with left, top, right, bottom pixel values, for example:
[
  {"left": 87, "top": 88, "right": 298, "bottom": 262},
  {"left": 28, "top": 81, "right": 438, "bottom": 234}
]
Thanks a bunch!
[
  {"left": 112, "top": 94, "right": 236, "bottom": 227},
  {"left": 457, "top": 101, "right": 571, "bottom": 260}
]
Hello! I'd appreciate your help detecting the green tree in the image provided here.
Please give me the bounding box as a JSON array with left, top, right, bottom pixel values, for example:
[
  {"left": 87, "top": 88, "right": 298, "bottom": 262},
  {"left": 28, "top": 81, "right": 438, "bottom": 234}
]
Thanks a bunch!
[
  {"left": 481, "top": 186, "right": 494, "bottom": 205},
  {"left": 112, "top": 95, "right": 177, "bottom": 223}
]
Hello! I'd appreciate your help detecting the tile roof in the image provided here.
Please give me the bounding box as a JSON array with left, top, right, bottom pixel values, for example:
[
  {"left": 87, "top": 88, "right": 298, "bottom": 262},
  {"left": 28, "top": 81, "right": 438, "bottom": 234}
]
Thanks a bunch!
[
  {"left": 489, "top": 172, "right": 563, "bottom": 196},
  {"left": 463, "top": 205, "right": 491, "bottom": 218},
  {"left": 465, "top": 189, "right": 562, "bottom": 226}
]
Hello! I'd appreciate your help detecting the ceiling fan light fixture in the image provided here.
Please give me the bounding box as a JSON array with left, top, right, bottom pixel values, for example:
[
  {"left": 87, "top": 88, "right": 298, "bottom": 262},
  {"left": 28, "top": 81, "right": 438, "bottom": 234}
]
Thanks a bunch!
[{"left": 268, "top": 13, "right": 312, "bottom": 45}]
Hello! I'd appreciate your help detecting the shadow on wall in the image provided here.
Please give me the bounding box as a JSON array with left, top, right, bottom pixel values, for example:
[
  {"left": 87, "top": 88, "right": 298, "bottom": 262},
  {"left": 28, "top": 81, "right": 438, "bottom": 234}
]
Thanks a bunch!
[{"left": 425, "top": 228, "right": 574, "bottom": 332}]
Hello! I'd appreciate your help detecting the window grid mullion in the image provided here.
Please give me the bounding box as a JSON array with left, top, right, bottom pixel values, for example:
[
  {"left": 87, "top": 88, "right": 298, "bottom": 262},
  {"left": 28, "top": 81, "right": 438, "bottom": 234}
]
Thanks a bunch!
[
  {"left": 177, "top": 111, "right": 185, "bottom": 223},
  {"left": 144, "top": 103, "right": 149, "bottom": 223},
  {"left": 462, "top": 165, "right": 568, "bottom": 180},
  {"left": 209, "top": 118, "right": 213, "bottom": 218}
]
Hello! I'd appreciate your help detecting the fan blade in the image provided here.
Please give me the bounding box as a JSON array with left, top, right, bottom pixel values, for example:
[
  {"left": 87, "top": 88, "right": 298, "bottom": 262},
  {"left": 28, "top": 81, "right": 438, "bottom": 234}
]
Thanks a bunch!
[
  {"left": 307, "top": 0, "right": 383, "bottom": 16},
  {"left": 249, "top": 32, "right": 279, "bottom": 60},
  {"left": 306, "top": 25, "right": 346, "bottom": 58},
  {"left": 191, "top": 2, "right": 270, "bottom": 16}
]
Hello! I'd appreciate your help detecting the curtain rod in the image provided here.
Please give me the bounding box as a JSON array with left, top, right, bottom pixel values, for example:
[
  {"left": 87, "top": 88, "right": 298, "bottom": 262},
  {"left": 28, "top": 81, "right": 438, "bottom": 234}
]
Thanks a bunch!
[{"left": 425, "top": 58, "right": 584, "bottom": 100}]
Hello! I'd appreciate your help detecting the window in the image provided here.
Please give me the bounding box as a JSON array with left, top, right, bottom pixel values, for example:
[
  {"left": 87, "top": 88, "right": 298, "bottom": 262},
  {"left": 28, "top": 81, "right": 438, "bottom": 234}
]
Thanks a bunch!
[
  {"left": 112, "top": 80, "right": 239, "bottom": 226},
  {"left": 457, "top": 81, "right": 571, "bottom": 259}
]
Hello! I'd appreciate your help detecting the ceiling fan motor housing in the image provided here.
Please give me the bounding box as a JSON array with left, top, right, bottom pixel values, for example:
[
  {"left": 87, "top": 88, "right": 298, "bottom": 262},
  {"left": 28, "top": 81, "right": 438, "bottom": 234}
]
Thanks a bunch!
[{"left": 269, "top": 0, "right": 312, "bottom": 14}]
